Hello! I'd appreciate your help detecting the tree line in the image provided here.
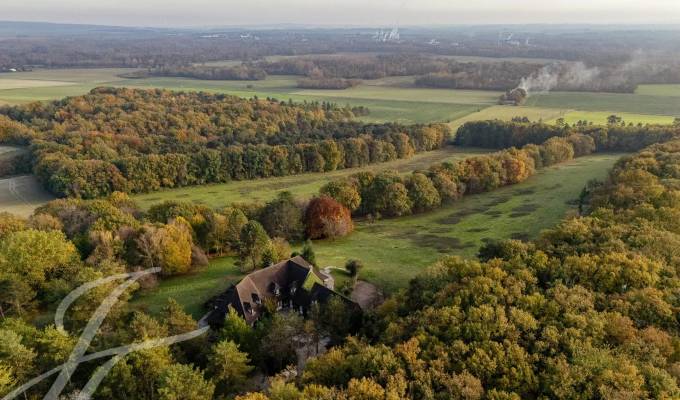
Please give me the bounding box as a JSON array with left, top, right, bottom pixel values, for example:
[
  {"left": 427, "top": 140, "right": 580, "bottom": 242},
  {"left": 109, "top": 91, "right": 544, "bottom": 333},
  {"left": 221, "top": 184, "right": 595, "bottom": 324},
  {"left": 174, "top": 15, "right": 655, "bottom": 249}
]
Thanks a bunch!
[
  {"left": 124, "top": 64, "right": 268, "bottom": 81},
  {"left": 0, "top": 88, "right": 449, "bottom": 198},
  {"left": 320, "top": 134, "right": 589, "bottom": 219},
  {"left": 455, "top": 119, "right": 680, "bottom": 152}
]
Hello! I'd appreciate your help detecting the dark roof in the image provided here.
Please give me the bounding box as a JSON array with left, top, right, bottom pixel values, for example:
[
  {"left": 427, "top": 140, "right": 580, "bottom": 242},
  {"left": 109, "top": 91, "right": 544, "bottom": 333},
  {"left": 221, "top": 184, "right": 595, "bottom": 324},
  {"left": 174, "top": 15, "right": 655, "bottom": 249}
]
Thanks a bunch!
[{"left": 207, "top": 256, "right": 325, "bottom": 325}]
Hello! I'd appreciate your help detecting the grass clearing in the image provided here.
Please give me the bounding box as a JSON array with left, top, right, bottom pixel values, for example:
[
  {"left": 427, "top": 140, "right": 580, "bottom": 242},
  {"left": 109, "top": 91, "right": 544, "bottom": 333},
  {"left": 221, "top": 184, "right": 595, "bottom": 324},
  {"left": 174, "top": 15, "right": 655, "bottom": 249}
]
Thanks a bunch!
[
  {"left": 132, "top": 147, "right": 491, "bottom": 210},
  {"left": 314, "top": 153, "right": 624, "bottom": 293},
  {"left": 0, "top": 175, "right": 56, "bottom": 217},
  {"left": 130, "top": 256, "right": 242, "bottom": 318}
]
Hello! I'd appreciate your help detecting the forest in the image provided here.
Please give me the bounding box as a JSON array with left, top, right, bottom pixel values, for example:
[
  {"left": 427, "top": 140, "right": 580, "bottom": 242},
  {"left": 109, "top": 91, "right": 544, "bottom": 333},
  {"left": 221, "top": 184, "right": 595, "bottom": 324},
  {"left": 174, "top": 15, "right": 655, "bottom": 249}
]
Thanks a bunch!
[
  {"left": 2, "top": 129, "right": 680, "bottom": 399},
  {"left": 0, "top": 88, "right": 449, "bottom": 198}
]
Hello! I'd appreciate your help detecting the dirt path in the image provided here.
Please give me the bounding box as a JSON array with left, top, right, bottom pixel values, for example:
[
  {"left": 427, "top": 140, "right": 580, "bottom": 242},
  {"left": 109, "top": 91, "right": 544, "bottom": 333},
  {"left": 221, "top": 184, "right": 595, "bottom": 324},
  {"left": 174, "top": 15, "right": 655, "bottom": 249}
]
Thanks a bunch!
[{"left": 351, "top": 281, "right": 383, "bottom": 310}]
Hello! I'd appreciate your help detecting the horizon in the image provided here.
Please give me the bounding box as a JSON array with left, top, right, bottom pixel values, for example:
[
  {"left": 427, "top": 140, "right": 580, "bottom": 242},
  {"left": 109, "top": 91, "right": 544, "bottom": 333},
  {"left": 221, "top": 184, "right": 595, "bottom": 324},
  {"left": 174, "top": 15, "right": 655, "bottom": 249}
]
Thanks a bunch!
[{"left": 3, "top": 0, "right": 680, "bottom": 28}]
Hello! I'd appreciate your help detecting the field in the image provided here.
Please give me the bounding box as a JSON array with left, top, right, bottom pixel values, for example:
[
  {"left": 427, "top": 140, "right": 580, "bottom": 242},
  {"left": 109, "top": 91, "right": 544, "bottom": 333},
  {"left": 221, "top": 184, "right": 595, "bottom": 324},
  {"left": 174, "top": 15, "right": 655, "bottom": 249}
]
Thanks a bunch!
[
  {"left": 129, "top": 152, "right": 624, "bottom": 317},
  {"left": 525, "top": 91, "right": 680, "bottom": 116},
  {"left": 314, "top": 153, "right": 624, "bottom": 292},
  {"left": 132, "top": 146, "right": 490, "bottom": 210},
  {"left": 552, "top": 111, "right": 676, "bottom": 125},
  {"left": 0, "top": 175, "right": 55, "bottom": 217}
]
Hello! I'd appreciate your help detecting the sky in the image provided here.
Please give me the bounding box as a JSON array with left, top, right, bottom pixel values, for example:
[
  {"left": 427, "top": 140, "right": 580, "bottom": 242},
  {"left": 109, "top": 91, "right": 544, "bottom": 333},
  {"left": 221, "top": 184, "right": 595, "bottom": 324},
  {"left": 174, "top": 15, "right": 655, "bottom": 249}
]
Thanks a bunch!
[{"left": 4, "top": 0, "right": 680, "bottom": 28}]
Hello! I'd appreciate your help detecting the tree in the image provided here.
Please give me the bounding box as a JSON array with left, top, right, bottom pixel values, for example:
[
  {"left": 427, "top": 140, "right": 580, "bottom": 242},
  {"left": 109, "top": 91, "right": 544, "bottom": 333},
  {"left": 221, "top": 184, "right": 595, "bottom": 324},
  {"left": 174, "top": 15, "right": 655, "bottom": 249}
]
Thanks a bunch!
[
  {"left": 259, "top": 192, "right": 304, "bottom": 241},
  {"left": 607, "top": 114, "right": 623, "bottom": 125},
  {"left": 260, "top": 313, "right": 304, "bottom": 372},
  {"left": 305, "top": 196, "right": 354, "bottom": 240},
  {"left": 345, "top": 259, "right": 363, "bottom": 286},
  {"left": 137, "top": 218, "right": 194, "bottom": 276},
  {"left": 383, "top": 182, "right": 413, "bottom": 217},
  {"left": 209, "top": 340, "right": 254, "bottom": 394},
  {"left": 301, "top": 240, "right": 317, "bottom": 266},
  {"left": 0, "top": 213, "right": 25, "bottom": 240},
  {"left": 238, "top": 221, "right": 272, "bottom": 272},
  {"left": 406, "top": 173, "right": 441, "bottom": 212},
  {"left": 0, "top": 229, "right": 78, "bottom": 298},
  {"left": 319, "top": 180, "right": 361, "bottom": 212},
  {"left": 219, "top": 307, "right": 259, "bottom": 358},
  {"left": 157, "top": 364, "right": 215, "bottom": 400},
  {"left": 0, "top": 363, "right": 14, "bottom": 398}
]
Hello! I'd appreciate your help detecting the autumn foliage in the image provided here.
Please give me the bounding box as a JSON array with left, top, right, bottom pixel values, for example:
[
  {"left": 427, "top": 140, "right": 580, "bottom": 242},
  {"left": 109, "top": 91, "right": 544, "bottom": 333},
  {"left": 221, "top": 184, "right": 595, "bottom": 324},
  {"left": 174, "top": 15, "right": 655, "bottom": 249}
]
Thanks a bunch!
[{"left": 304, "top": 196, "right": 354, "bottom": 239}]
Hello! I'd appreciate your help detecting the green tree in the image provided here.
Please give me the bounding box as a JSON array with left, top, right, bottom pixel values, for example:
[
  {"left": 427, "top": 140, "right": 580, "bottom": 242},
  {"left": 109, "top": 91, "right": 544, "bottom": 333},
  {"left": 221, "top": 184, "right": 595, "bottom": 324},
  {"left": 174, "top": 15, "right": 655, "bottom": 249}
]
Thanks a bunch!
[
  {"left": 406, "top": 173, "right": 441, "bottom": 212},
  {"left": 209, "top": 340, "right": 254, "bottom": 394},
  {"left": 238, "top": 221, "right": 272, "bottom": 272},
  {"left": 301, "top": 240, "right": 317, "bottom": 266},
  {"left": 259, "top": 192, "right": 304, "bottom": 241},
  {"left": 157, "top": 364, "right": 215, "bottom": 400}
]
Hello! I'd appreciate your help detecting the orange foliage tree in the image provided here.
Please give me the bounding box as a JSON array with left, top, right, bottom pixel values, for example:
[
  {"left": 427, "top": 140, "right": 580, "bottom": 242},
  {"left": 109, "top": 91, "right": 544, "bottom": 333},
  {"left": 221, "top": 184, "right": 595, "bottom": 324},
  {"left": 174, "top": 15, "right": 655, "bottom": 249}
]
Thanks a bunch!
[{"left": 304, "top": 196, "right": 354, "bottom": 240}]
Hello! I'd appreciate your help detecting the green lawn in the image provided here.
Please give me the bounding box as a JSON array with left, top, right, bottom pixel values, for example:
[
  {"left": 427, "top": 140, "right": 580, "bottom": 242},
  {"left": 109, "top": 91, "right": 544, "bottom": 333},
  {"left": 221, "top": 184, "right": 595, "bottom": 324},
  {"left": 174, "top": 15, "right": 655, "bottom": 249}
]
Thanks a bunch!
[
  {"left": 130, "top": 256, "right": 242, "bottom": 318},
  {"left": 314, "top": 153, "right": 625, "bottom": 293},
  {"left": 132, "top": 147, "right": 490, "bottom": 210}
]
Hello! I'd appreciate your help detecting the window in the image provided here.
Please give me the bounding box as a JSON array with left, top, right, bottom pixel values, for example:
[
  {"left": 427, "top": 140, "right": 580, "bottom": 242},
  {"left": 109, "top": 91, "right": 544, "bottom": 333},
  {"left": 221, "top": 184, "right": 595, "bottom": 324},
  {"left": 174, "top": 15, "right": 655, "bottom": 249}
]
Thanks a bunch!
[
  {"left": 244, "top": 302, "right": 254, "bottom": 315},
  {"left": 252, "top": 293, "right": 261, "bottom": 305}
]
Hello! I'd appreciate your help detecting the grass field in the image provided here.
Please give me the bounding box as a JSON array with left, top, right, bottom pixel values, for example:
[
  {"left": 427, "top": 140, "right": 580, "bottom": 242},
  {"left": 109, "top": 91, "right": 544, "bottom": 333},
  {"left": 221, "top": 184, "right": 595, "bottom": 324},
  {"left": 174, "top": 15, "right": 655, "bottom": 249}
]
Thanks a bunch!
[
  {"left": 131, "top": 256, "right": 242, "bottom": 318},
  {"left": 132, "top": 147, "right": 490, "bottom": 210},
  {"left": 525, "top": 91, "right": 680, "bottom": 116},
  {"left": 130, "top": 152, "right": 625, "bottom": 316},
  {"left": 313, "top": 153, "right": 625, "bottom": 292},
  {"left": 552, "top": 111, "right": 676, "bottom": 125},
  {"left": 449, "top": 105, "right": 570, "bottom": 130},
  {"left": 636, "top": 84, "right": 680, "bottom": 97}
]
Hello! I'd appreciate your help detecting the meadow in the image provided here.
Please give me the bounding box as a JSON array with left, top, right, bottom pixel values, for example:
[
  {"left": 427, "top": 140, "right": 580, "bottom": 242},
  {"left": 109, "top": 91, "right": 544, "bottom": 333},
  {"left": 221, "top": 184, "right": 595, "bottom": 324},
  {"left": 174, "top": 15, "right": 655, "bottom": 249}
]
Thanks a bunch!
[
  {"left": 132, "top": 146, "right": 490, "bottom": 210},
  {"left": 130, "top": 152, "right": 624, "bottom": 317},
  {"left": 314, "top": 153, "right": 624, "bottom": 292}
]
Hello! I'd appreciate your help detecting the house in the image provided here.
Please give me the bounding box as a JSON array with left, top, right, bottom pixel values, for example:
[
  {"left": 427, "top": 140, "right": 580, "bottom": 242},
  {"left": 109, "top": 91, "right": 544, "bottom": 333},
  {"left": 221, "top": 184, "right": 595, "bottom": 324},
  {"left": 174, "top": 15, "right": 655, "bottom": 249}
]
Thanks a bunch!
[{"left": 205, "top": 256, "right": 356, "bottom": 327}]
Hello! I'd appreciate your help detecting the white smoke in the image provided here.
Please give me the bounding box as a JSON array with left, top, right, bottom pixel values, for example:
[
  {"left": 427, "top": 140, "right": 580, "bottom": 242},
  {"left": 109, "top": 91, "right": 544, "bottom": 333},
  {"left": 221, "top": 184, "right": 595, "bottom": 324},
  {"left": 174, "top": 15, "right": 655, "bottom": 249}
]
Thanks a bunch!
[
  {"left": 519, "top": 62, "right": 600, "bottom": 95},
  {"left": 517, "top": 51, "right": 680, "bottom": 97}
]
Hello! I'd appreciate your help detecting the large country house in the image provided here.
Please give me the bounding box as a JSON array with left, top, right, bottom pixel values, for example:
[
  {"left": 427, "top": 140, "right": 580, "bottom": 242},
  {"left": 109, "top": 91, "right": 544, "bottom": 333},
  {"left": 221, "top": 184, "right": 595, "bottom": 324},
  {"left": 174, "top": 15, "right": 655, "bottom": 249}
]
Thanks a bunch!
[{"left": 206, "top": 256, "right": 356, "bottom": 326}]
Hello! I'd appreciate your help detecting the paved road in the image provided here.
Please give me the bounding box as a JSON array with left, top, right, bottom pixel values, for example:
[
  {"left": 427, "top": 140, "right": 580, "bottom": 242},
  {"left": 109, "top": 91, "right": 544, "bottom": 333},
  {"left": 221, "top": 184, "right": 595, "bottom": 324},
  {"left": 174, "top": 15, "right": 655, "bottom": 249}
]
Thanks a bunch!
[{"left": 0, "top": 175, "right": 55, "bottom": 217}]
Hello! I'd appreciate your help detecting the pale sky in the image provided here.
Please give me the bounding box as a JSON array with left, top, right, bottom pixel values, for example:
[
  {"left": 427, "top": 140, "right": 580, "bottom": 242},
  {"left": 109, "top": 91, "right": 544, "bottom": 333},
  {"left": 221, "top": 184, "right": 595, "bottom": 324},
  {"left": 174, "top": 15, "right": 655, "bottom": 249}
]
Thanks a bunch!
[{"left": 3, "top": 0, "right": 680, "bottom": 28}]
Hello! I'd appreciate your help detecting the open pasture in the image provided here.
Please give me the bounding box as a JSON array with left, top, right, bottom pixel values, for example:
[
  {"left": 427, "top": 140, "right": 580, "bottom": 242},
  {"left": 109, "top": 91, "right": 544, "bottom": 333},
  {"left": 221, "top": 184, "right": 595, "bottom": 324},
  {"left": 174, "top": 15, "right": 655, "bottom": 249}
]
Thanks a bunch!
[
  {"left": 132, "top": 146, "right": 490, "bottom": 210},
  {"left": 313, "top": 153, "right": 624, "bottom": 293}
]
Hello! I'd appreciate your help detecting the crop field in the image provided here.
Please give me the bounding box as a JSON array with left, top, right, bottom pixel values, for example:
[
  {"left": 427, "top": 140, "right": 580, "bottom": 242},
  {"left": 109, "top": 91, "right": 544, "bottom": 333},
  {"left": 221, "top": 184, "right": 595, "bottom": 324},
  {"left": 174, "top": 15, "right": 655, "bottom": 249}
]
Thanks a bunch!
[
  {"left": 313, "top": 153, "right": 625, "bottom": 292},
  {"left": 449, "top": 105, "right": 570, "bottom": 130},
  {"left": 132, "top": 146, "right": 490, "bottom": 210},
  {"left": 2, "top": 68, "right": 679, "bottom": 125},
  {"left": 636, "top": 84, "right": 680, "bottom": 97},
  {"left": 0, "top": 175, "right": 55, "bottom": 217},
  {"left": 524, "top": 91, "right": 680, "bottom": 116},
  {"left": 552, "top": 111, "right": 676, "bottom": 125}
]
